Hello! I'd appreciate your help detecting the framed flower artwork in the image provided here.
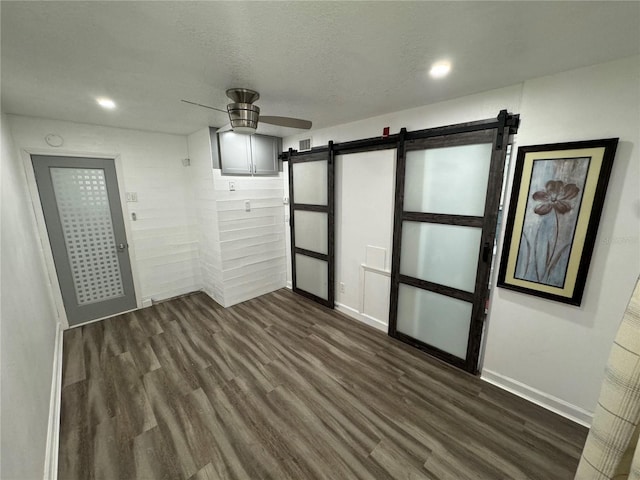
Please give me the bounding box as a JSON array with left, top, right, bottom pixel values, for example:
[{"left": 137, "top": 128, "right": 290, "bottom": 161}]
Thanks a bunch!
[{"left": 497, "top": 138, "right": 618, "bottom": 305}]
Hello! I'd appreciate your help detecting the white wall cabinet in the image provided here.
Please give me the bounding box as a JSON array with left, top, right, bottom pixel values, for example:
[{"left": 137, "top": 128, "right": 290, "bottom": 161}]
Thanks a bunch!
[{"left": 217, "top": 131, "right": 281, "bottom": 176}]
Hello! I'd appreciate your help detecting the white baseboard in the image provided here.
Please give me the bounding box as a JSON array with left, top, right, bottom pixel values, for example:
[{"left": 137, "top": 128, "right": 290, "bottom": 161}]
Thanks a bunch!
[
  {"left": 44, "top": 322, "right": 64, "bottom": 480},
  {"left": 481, "top": 369, "right": 593, "bottom": 428},
  {"left": 335, "top": 302, "right": 388, "bottom": 333},
  {"left": 286, "top": 281, "right": 292, "bottom": 290}
]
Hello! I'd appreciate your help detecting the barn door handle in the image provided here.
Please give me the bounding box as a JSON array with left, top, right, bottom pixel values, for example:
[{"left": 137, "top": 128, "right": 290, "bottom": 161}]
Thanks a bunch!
[{"left": 482, "top": 241, "right": 491, "bottom": 262}]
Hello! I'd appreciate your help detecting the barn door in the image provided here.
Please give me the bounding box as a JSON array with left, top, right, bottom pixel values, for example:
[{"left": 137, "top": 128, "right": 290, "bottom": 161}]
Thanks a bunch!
[
  {"left": 288, "top": 143, "right": 335, "bottom": 308},
  {"left": 389, "top": 111, "right": 518, "bottom": 373}
]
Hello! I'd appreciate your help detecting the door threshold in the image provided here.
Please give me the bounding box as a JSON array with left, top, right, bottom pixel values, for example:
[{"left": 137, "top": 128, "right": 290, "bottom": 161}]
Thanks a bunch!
[
  {"left": 66, "top": 289, "right": 204, "bottom": 329},
  {"left": 67, "top": 306, "right": 140, "bottom": 329}
]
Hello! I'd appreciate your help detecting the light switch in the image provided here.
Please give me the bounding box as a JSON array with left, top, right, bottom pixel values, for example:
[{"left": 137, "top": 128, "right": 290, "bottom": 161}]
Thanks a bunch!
[
  {"left": 245, "top": 200, "right": 251, "bottom": 212},
  {"left": 126, "top": 192, "right": 138, "bottom": 202}
]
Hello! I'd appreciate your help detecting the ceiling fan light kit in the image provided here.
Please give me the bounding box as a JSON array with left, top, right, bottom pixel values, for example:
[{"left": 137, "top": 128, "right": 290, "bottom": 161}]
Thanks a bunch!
[
  {"left": 227, "top": 102, "right": 259, "bottom": 135},
  {"left": 182, "top": 87, "right": 312, "bottom": 134},
  {"left": 226, "top": 88, "right": 260, "bottom": 134}
]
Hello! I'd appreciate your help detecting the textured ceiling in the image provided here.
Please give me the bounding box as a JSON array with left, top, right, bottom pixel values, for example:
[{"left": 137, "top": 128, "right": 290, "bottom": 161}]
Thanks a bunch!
[{"left": 1, "top": 1, "right": 639, "bottom": 136}]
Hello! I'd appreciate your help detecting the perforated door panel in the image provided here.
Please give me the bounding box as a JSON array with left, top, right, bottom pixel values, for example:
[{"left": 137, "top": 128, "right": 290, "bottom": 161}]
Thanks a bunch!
[
  {"left": 50, "top": 168, "right": 125, "bottom": 305},
  {"left": 32, "top": 156, "right": 136, "bottom": 326}
]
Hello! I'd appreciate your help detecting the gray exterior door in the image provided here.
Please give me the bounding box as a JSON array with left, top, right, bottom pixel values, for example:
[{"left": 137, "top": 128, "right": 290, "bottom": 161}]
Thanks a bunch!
[{"left": 32, "top": 155, "right": 137, "bottom": 326}]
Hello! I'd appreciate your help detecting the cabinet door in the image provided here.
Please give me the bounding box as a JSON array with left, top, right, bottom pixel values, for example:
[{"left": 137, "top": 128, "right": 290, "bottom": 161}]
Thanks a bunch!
[
  {"left": 250, "top": 134, "right": 279, "bottom": 175},
  {"left": 218, "top": 132, "right": 251, "bottom": 175}
]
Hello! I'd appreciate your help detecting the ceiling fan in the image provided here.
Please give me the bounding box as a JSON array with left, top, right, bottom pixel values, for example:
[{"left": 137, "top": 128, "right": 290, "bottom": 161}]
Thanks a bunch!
[{"left": 181, "top": 88, "right": 312, "bottom": 135}]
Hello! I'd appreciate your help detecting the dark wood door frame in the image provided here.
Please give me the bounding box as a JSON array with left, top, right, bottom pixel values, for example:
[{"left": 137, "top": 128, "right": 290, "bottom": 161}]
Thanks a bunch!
[
  {"left": 388, "top": 111, "right": 519, "bottom": 374},
  {"left": 287, "top": 142, "right": 335, "bottom": 308}
]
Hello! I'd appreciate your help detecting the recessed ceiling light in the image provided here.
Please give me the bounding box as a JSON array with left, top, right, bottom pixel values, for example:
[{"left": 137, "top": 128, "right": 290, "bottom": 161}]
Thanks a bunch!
[
  {"left": 97, "top": 97, "right": 116, "bottom": 109},
  {"left": 429, "top": 61, "right": 451, "bottom": 79}
]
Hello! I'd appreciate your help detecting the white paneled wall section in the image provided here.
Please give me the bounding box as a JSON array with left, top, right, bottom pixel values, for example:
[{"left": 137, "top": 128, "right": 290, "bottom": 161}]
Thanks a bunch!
[
  {"left": 214, "top": 170, "right": 287, "bottom": 306},
  {"left": 187, "top": 128, "right": 287, "bottom": 307},
  {"left": 187, "top": 129, "right": 224, "bottom": 304}
]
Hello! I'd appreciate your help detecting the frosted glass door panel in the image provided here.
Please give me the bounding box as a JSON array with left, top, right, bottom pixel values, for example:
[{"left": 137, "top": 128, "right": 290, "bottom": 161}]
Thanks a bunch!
[
  {"left": 32, "top": 155, "right": 137, "bottom": 326},
  {"left": 294, "top": 211, "right": 328, "bottom": 254},
  {"left": 295, "top": 254, "right": 328, "bottom": 300},
  {"left": 293, "top": 161, "right": 327, "bottom": 205},
  {"left": 404, "top": 143, "right": 492, "bottom": 216},
  {"left": 400, "top": 222, "right": 481, "bottom": 292},
  {"left": 397, "top": 284, "right": 471, "bottom": 359},
  {"left": 51, "top": 168, "right": 124, "bottom": 305}
]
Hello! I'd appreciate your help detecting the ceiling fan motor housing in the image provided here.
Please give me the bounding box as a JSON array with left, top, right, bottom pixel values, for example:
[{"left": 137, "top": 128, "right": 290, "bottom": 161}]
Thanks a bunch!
[{"left": 227, "top": 102, "right": 260, "bottom": 132}]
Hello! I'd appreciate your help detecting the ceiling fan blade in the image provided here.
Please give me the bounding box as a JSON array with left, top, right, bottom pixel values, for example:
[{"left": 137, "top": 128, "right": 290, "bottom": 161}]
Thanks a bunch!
[
  {"left": 259, "top": 116, "right": 312, "bottom": 129},
  {"left": 181, "top": 99, "right": 228, "bottom": 114},
  {"left": 216, "top": 123, "right": 233, "bottom": 133}
]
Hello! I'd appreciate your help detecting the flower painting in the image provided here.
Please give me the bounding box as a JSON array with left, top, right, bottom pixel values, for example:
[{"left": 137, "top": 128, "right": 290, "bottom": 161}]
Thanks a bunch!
[
  {"left": 514, "top": 157, "right": 589, "bottom": 287},
  {"left": 498, "top": 138, "right": 618, "bottom": 306}
]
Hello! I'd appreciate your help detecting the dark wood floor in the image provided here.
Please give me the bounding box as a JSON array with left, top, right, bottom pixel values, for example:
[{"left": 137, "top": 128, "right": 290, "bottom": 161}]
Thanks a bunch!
[{"left": 59, "top": 289, "right": 587, "bottom": 479}]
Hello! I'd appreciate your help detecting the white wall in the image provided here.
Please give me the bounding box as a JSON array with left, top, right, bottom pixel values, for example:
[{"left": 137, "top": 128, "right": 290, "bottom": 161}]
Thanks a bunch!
[
  {"left": 283, "top": 56, "right": 640, "bottom": 424},
  {"left": 187, "top": 128, "right": 287, "bottom": 308},
  {"left": 334, "top": 150, "right": 396, "bottom": 331},
  {"left": 1, "top": 113, "right": 60, "bottom": 479},
  {"left": 284, "top": 162, "right": 293, "bottom": 288},
  {"left": 482, "top": 56, "right": 640, "bottom": 424},
  {"left": 187, "top": 129, "right": 224, "bottom": 304},
  {"left": 7, "top": 115, "right": 202, "bottom": 312}
]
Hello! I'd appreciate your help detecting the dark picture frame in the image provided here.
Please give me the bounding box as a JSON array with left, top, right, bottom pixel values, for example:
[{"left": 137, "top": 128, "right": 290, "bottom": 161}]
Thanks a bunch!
[{"left": 497, "top": 138, "right": 618, "bottom": 306}]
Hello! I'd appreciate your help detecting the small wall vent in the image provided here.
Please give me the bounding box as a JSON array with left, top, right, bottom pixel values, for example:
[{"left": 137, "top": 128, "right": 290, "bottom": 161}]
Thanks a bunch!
[{"left": 299, "top": 138, "right": 312, "bottom": 151}]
